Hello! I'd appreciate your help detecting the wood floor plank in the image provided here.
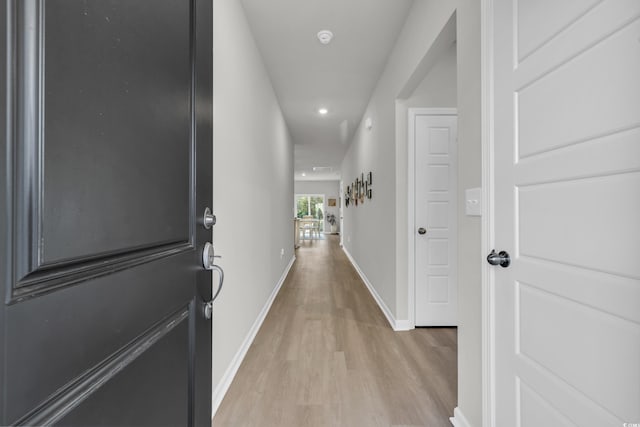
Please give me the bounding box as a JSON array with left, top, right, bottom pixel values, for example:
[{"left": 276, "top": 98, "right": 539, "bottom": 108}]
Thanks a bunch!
[{"left": 213, "top": 235, "right": 457, "bottom": 426}]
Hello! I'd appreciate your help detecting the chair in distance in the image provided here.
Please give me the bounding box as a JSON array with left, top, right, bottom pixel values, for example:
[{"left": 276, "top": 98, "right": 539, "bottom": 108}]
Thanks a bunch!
[{"left": 300, "top": 215, "right": 319, "bottom": 240}]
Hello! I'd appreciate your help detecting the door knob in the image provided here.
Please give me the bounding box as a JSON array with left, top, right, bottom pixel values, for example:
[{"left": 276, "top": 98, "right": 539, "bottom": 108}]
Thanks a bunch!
[
  {"left": 487, "top": 249, "right": 510, "bottom": 268},
  {"left": 203, "top": 207, "right": 216, "bottom": 229},
  {"left": 418, "top": 227, "right": 427, "bottom": 235}
]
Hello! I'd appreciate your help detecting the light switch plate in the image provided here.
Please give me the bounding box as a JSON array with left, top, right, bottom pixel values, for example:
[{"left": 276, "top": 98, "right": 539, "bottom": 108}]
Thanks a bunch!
[{"left": 465, "top": 187, "right": 482, "bottom": 216}]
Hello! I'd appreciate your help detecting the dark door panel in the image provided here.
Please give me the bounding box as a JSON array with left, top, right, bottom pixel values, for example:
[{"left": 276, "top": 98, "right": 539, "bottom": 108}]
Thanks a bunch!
[
  {"left": 16, "top": 306, "right": 193, "bottom": 426},
  {"left": 1, "top": 0, "right": 213, "bottom": 425},
  {"left": 5, "top": 256, "right": 193, "bottom": 422},
  {"left": 42, "top": 0, "right": 193, "bottom": 265},
  {"left": 57, "top": 317, "right": 191, "bottom": 427}
]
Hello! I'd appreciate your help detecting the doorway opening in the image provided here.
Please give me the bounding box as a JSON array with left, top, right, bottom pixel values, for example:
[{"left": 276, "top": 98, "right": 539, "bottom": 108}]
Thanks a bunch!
[
  {"left": 295, "top": 193, "right": 325, "bottom": 233},
  {"left": 409, "top": 109, "right": 458, "bottom": 327},
  {"left": 396, "top": 21, "right": 458, "bottom": 328}
]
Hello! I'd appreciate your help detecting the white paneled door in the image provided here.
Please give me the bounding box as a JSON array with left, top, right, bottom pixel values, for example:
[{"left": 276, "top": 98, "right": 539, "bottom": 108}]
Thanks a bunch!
[
  {"left": 489, "top": 0, "right": 640, "bottom": 425},
  {"left": 412, "top": 110, "right": 458, "bottom": 326}
]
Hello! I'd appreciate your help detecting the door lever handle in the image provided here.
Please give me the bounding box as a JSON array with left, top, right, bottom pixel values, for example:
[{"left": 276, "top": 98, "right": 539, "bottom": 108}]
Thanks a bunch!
[
  {"left": 204, "top": 264, "right": 224, "bottom": 320},
  {"left": 202, "top": 242, "right": 224, "bottom": 319}
]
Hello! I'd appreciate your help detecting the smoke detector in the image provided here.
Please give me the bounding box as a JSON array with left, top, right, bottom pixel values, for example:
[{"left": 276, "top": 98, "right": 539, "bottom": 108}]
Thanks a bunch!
[{"left": 317, "top": 30, "right": 334, "bottom": 45}]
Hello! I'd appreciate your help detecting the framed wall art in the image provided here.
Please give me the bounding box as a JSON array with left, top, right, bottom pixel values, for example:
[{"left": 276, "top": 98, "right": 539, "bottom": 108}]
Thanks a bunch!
[{"left": 344, "top": 171, "right": 373, "bottom": 208}]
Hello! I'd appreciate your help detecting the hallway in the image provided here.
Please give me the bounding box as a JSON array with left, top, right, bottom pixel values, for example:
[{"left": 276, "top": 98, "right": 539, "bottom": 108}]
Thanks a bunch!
[{"left": 213, "top": 235, "right": 457, "bottom": 426}]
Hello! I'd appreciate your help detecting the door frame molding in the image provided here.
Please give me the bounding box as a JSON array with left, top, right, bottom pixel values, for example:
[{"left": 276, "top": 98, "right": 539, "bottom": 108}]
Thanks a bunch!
[
  {"left": 339, "top": 180, "right": 344, "bottom": 246},
  {"left": 407, "top": 107, "right": 457, "bottom": 328},
  {"left": 481, "top": 0, "right": 496, "bottom": 425}
]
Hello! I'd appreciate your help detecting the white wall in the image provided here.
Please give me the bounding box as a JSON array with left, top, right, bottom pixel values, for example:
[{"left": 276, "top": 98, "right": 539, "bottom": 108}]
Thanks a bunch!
[
  {"left": 294, "top": 180, "right": 341, "bottom": 232},
  {"left": 455, "top": 0, "right": 482, "bottom": 425},
  {"left": 341, "top": 0, "right": 457, "bottom": 325},
  {"left": 395, "top": 39, "right": 458, "bottom": 322},
  {"left": 341, "top": 1, "right": 482, "bottom": 425},
  {"left": 406, "top": 42, "right": 457, "bottom": 108},
  {"left": 212, "top": 0, "right": 294, "bottom": 398}
]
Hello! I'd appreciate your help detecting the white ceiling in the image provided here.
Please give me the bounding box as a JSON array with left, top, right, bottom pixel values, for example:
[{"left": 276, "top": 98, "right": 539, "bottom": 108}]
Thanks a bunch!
[{"left": 239, "top": 0, "right": 414, "bottom": 181}]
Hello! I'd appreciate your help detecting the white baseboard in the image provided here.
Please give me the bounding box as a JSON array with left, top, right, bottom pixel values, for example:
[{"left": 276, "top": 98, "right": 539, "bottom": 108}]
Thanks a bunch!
[
  {"left": 211, "top": 255, "right": 296, "bottom": 417},
  {"left": 342, "top": 248, "right": 412, "bottom": 332},
  {"left": 450, "top": 406, "right": 472, "bottom": 427},
  {"left": 394, "top": 319, "right": 413, "bottom": 331}
]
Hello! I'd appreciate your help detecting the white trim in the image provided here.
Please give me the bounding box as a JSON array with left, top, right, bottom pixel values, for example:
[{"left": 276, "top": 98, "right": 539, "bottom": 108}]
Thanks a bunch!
[
  {"left": 481, "top": 0, "right": 496, "bottom": 426},
  {"left": 342, "top": 247, "right": 412, "bottom": 332},
  {"left": 407, "top": 107, "right": 457, "bottom": 328},
  {"left": 211, "top": 255, "right": 296, "bottom": 417},
  {"left": 339, "top": 180, "right": 344, "bottom": 247},
  {"left": 408, "top": 109, "right": 416, "bottom": 328},
  {"left": 394, "top": 319, "right": 413, "bottom": 331},
  {"left": 450, "top": 406, "right": 473, "bottom": 427}
]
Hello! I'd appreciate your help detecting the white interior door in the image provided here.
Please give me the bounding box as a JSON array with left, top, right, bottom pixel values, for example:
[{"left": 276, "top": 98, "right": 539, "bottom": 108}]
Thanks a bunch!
[
  {"left": 490, "top": 1, "right": 640, "bottom": 425},
  {"left": 412, "top": 110, "right": 458, "bottom": 326}
]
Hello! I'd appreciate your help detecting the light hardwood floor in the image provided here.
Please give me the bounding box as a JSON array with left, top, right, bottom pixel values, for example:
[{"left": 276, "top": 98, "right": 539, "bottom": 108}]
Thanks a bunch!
[{"left": 213, "top": 235, "right": 457, "bottom": 427}]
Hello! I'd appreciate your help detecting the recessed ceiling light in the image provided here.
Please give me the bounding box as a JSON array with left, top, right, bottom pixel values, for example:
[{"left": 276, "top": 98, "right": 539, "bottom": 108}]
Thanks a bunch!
[
  {"left": 317, "top": 30, "right": 333, "bottom": 45},
  {"left": 301, "top": 172, "right": 306, "bottom": 177},
  {"left": 318, "top": 108, "right": 328, "bottom": 115}
]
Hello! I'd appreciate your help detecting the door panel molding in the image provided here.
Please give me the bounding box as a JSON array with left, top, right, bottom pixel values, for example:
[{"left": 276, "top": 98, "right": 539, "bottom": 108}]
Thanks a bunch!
[
  {"left": 12, "top": 0, "right": 45, "bottom": 283},
  {"left": 10, "top": 241, "right": 193, "bottom": 303},
  {"left": 15, "top": 305, "right": 191, "bottom": 426}
]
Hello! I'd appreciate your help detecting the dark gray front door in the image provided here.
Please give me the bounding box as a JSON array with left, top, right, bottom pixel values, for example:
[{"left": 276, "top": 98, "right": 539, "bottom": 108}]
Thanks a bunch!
[{"left": 0, "top": 0, "right": 213, "bottom": 425}]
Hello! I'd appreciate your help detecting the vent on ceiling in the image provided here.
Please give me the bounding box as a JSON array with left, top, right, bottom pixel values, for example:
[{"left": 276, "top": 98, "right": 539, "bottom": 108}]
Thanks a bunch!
[{"left": 312, "top": 166, "right": 333, "bottom": 172}]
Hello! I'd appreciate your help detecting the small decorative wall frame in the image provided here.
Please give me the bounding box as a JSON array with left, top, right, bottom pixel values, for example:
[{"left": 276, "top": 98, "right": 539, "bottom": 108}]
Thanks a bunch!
[{"left": 345, "top": 171, "right": 372, "bottom": 208}]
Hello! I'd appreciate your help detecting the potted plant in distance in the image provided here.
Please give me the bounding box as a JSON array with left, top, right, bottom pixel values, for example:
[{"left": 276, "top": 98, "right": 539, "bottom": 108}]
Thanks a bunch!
[{"left": 326, "top": 213, "right": 337, "bottom": 233}]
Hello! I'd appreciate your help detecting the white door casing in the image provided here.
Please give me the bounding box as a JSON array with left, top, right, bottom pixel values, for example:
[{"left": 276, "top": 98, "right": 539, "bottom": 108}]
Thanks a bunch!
[
  {"left": 339, "top": 180, "right": 344, "bottom": 246},
  {"left": 409, "top": 109, "right": 458, "bottom": 327},
  {"left": 484, "top": 1, "right": 640, "bottom": 426}
]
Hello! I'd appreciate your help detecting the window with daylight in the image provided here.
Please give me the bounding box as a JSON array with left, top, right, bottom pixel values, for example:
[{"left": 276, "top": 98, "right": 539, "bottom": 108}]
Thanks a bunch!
[{"left": 295, "top": 194, "right": 324, "bottom": 232}]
